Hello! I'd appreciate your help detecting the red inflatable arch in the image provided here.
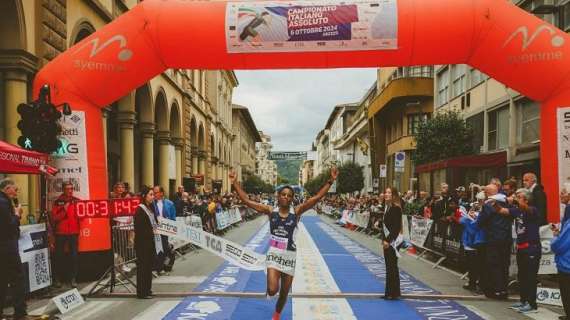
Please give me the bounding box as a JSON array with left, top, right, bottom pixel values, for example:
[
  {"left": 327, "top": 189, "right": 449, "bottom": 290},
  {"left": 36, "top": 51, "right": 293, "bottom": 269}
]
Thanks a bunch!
[{"left": 34, "top": 0, "right": 570, "bottom": 224}]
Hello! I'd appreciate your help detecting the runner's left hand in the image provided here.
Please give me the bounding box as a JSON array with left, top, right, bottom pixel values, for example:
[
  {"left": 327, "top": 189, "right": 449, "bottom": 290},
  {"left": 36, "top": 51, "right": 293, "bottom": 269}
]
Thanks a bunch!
[{"left": 330, "top": 166, "right": 338, "bottom": 180}]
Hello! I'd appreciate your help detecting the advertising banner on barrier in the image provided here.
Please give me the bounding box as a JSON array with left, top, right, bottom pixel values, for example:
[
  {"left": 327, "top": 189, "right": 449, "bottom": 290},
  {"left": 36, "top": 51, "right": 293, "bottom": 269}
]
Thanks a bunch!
[
  {"left": 157, "top": 217, "right": 266, "bottom": 271},
  {"left": 346, "top": 210, "right": 370, "bottom": 228},
  {"left": 410, "top": 217, "right": 433, "bottom": 248},
  {"left": 216, "top": 207, "right": 243, "bottom": 230},
  {"left": 537, "top": 287, "right": 563, "bottom": 306},
  {"left": 538, "top": 225, "right": 556, "bottom": 275},
  {"left": 18, "top": 224, "right": 51, "bottom": 293},
  {"left": 226, "top": 0, "right": 398, "bottom": 53}
]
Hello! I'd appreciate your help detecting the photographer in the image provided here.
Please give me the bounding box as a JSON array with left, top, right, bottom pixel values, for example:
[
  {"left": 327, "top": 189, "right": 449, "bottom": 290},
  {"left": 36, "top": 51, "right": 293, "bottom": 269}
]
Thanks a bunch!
[{"left": 495, "top": 188, "right": 541, "bottom": 314}]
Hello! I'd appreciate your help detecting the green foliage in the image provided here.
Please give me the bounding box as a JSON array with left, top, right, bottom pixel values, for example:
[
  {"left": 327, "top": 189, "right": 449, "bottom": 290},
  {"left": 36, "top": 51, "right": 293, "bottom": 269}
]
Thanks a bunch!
[
  {"left": 403, "top": 200, "right": 424, "bottom": 216},
  {"left": 242, "top": 175, "right": 274, "bottom": 194},
  {"left": 304, "top": 162, "right": 364, "bottom": 195},
  {"left": 304, "top": 171, "right": 329, "bottom": 196},
  {"left": 337, "top": 162, "right": 364, "bottom": 194},
  {"left": 277, "top": 176, "right": 290, "bottom": 185},
  {"left": 414, "top": 111, "right": 475, "bottom": 165},
  {"left": 276, "top": 160, "right": 302, "bottom": 184}
]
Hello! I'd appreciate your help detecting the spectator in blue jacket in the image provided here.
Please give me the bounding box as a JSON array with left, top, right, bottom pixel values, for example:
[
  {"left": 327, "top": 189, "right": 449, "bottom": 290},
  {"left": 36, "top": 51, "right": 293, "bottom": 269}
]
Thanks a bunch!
[
  {"left": 153, "top": 185, "right": 176, "bottom": 274},
  {"left": 460, "top": 192, "right": 486, "bottom": 293},
  {"left": 477, "top": 184, "right": 512, "bottom": 300},
  {"left": 496, "top": 188, "right": 541, "bottom": 314},
  {"left": 552, "top": 190, "right": 570, "bottom": 320}
]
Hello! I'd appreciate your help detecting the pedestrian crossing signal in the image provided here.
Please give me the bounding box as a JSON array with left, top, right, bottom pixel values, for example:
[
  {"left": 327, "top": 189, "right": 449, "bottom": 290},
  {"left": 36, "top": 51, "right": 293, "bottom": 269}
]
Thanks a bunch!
[{"left": 16, "top": 85, "right": 66, "bottom": 154}]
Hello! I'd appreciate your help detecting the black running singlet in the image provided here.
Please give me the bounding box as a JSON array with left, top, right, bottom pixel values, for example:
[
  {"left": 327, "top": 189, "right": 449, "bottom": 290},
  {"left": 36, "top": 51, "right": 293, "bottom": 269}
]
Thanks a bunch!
[{"left": 269, "top": 207, "right": 298, "bottom": 252}]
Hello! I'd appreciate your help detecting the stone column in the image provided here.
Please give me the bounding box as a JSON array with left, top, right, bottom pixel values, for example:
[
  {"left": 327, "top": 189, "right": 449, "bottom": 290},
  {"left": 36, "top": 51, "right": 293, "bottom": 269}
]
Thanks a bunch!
[
  {"left": 157, "top": 131, "right": 171, "bottom": 196},
  {"left": 140, "top": 122, "right": 155, "bottom": 188},
  {"left": 172, "top": 137, "right": 184, "bottom": 193},
  {"left": 4, "top": 70, "right": 29, "bottom": 220},
  {"left": 191, "top": 146, "right": 199, "bottom": 175},
  {"left": 117, "top": 111, "right": 136, "bottom": 188}
]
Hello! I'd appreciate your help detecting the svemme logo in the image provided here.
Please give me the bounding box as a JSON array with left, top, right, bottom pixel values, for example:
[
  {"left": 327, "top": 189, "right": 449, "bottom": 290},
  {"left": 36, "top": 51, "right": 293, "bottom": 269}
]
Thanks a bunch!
[
  {"left": 73, "top": 35, "right": 133, "bottom": 72},
  {"left": 503, "top": 24, "right": 565, "bottom": 64}
]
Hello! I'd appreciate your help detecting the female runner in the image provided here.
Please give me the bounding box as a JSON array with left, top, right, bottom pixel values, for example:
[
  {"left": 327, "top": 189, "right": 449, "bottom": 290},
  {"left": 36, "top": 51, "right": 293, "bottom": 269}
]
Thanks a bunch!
[{"left": 229, "top": 166, "right": 338, "bottom": 320}]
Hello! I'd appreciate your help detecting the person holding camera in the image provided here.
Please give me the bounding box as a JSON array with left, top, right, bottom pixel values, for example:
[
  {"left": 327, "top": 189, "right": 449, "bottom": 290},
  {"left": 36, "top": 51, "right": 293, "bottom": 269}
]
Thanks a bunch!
[
  {"left": 495, "top": 188, "right": 541, "bottom": 314},
  {"left": 552, "top": 189, "right": 570, "bottom": 320},
  {"left": 51, "top": 182, "right": 81, "bottom": 288}
]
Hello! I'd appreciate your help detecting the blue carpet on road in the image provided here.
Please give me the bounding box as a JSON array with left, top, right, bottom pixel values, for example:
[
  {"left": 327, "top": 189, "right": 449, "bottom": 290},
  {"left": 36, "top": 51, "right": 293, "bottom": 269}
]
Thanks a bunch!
[{"left": 164, "top": 216, "right": 483, "bottom": 320}]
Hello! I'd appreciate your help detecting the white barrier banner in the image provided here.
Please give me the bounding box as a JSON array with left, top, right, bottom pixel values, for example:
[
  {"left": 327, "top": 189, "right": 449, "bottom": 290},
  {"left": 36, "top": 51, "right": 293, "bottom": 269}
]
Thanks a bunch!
[
  {"left": 346, "top": 210, "right": 370, "bottom": 228},
  {"left": 410, "top": 217, "right": 433, "bottom": 248},
  {"left": 216, "top": 208, "right": 243, "bottom": 230},
  {"left": 538, "top": 225, "right": 556, "bottom": 275},
  {"left": 537, "top": 287, "right": 563, "bottom": 306},
  {"left": 157, "top": 217, "right": 266, "bottom": 271}
]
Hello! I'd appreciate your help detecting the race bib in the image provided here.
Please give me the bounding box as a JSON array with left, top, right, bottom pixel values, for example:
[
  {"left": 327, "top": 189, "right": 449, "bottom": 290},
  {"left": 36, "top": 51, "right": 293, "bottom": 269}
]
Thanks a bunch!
[
  {"left": 266, "top": 247, "right": 296, "bottom": 276},
  {"left": 269, "top": 235, "right": 288, "bottom": 250}
]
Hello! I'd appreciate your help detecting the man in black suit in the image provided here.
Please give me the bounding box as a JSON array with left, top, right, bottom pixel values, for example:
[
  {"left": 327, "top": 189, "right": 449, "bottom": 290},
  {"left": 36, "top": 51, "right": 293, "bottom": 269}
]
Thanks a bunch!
[
  {"left": 0, "top": 178, "right": 27, "bottom": 319},
  {"left": 523, "top": 172, "right": 547, "bottom": 226}
]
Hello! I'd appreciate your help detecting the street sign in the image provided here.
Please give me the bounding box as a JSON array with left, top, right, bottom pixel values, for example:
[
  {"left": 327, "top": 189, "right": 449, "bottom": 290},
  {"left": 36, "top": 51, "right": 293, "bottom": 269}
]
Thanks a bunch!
[
  {"left": 268, "top": 151, "right": 307, "bottom": 160},
  {"left": 395, "top": 151, "right": 406, "bottom": 168},
  {"left": 395, "top": 166, "right": 405, "bottom": 173},
  {"left": 379, "top": 164, "right": 387, "bottom": 178}
]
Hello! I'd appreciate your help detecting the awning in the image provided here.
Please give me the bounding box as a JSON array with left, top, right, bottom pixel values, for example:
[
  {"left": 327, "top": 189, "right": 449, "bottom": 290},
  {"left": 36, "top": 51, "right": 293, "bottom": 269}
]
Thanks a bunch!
[
  {"left": 0, "top": 140, "right": 49, "bottom": 174},
  {"left": 415, "top": 151, "right": 507, "bottom": 174}
]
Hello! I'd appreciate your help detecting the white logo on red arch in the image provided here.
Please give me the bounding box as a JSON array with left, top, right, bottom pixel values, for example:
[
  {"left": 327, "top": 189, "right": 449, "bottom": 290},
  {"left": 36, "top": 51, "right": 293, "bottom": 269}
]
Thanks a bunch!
[
  {"left": 74, "top": 35, "right": 133, "bottom": 61},
  {"left": 504, "top": 24, "right": 565, "bottom": 51}
]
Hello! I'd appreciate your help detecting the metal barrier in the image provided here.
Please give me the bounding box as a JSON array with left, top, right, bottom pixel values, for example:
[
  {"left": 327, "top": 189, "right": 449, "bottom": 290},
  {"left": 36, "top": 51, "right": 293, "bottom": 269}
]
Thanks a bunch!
[{"left": 88, "top": 219, "right": 138, "bottom": 296}]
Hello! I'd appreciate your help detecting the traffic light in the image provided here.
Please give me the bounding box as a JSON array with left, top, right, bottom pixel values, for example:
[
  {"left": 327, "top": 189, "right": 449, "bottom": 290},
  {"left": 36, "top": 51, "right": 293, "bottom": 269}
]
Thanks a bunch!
[
  {"left": 16, "top": 85, "right": 65, "bottom": 154},
  {"left": 17, "top": 102, "right": 39, "bottom": 150}
]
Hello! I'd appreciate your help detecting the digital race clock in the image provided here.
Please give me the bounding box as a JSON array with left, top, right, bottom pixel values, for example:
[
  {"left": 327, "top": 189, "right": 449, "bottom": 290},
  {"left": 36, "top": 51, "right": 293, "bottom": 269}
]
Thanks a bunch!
[{"left": 75, "top": 198, "right": 141, "bottom": 218}]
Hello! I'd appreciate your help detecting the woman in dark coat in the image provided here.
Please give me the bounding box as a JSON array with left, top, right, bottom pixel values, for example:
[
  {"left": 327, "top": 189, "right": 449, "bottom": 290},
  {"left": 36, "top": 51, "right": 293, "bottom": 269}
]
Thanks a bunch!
[
  {"left": 377, "top": 186, "right": 403, "bottom": 300},
  {"left": 134, "top": 186, "right": 158, "bottom": 299}
]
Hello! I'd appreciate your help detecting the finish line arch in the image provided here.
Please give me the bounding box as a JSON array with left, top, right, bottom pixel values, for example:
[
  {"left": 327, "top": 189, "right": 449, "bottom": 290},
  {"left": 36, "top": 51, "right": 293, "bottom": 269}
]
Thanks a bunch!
[{"left": 34, "top": 0, "right": 570, "bottom": 223}]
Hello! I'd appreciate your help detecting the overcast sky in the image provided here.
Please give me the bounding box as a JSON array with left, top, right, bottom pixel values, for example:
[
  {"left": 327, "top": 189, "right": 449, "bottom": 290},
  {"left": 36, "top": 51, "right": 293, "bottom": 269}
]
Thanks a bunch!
[{"left": 233, "top": 69, "right": 378, "bottom": 152}]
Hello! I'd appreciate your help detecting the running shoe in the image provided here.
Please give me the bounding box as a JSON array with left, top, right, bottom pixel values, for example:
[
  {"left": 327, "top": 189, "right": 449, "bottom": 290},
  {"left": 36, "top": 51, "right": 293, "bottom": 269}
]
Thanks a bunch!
[
  {"left": 517, "top": 303, "right": 538, "bottom": 314},
  {"left": 508, "top": 302, "right": 525, "bottom": 310}
]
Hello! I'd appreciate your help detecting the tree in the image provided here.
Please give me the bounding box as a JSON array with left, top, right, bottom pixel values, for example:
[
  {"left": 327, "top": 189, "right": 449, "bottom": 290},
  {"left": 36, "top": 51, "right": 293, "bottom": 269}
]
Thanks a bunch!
[
  {"left": 243, "top": 175, "right": 273, "bottom": 194},
  {"left": 304, "top": 171, "right": 328, "bottom": 196},
  {"left": 413, "top": 111, "right": 475, "bottom": 165},
  {"left": 337, "top": 162, "right": 364, "bottom": 194},
  {"left": 277, "top": 176, "right": 290, "bottom": 185}
]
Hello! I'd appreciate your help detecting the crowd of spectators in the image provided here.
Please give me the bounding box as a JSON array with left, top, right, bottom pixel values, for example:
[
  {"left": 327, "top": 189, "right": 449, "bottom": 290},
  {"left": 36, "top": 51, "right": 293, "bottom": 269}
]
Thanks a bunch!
[{"left": 318, "top": 172, "right": 570, "bottom": 317}]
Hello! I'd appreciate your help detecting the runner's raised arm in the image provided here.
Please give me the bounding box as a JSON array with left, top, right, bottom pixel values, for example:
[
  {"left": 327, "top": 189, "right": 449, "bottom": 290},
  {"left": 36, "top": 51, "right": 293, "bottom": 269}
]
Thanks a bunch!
[
  {"left": 295, "top": 166, "right": 338, "bottom": 216},
  {"left": 229, "top": 169, "right": 272, "bottom": 215}
]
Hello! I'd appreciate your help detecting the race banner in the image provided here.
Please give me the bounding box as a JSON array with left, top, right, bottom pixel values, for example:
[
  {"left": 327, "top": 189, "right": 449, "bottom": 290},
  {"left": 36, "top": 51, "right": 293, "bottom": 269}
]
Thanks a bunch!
[
  {"left": 410, "top": 217, "right": 433, "bottom": 248},
  {"left": 226, "top": 0, "right": 398, "bottom": 53},
  {"left": 558, "top": 107, "right": 570, "bottom": 221},
  {"left": 18, "top": 224, "right": 52, "bottom": 293},
  {"left": 157, "top": 217, "right": 266, "bottom": 271}
]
